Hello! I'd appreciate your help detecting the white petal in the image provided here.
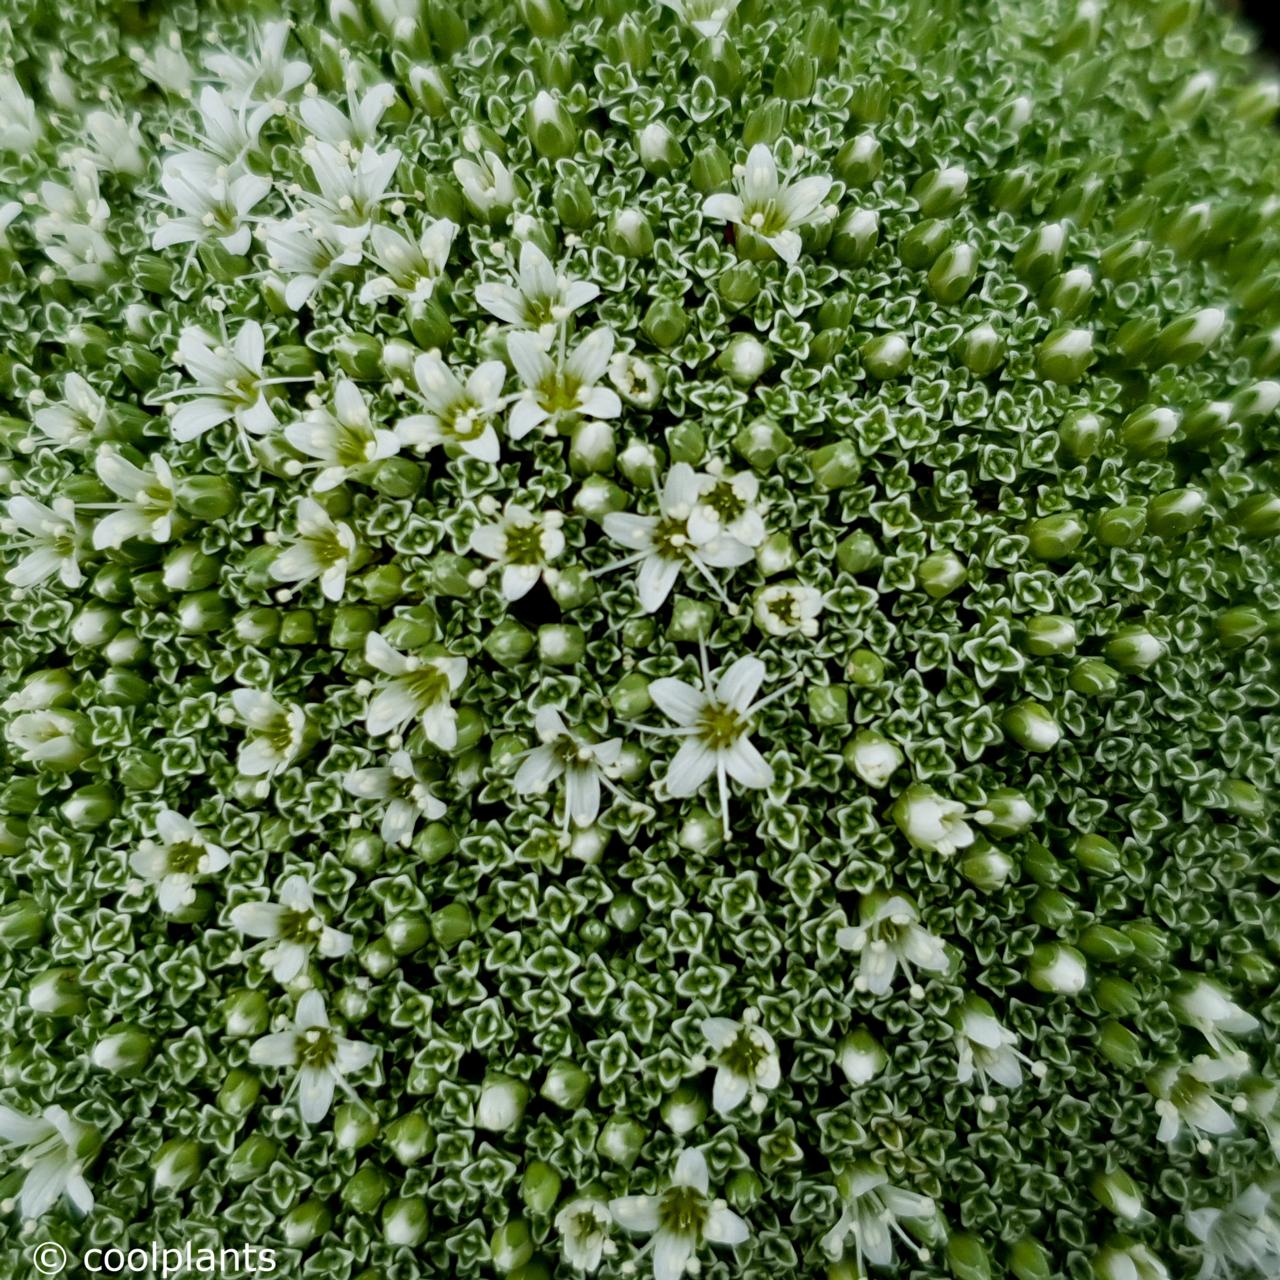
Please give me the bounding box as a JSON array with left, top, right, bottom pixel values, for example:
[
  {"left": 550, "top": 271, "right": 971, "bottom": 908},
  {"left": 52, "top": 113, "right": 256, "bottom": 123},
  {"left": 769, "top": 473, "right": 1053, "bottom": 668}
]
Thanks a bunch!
[
  {"left": 229, "top": 901, "right": 287, "bottom": 938},
  {"left": 648, "top": 678, "right": 706, "bottom": 727},
  {"left": 653, "top": 1230, "right": 695, "bottom": 1280},
  {"left": 713, "top": 1068, "right": 750, "bottom": 1115},
  {"left": 672, "top": 1148, "right": 709, "bottom": 1193},
  {"left": 715, "top": 656, "right": 766, "bottom": 712},
  {"left": 249, "top": 1031, "right": 298, "bottom": 1067},
  {"left": 705, "top": 1204, "right": 749, "bottom": 1246},
  {"left": 636, "top": 553, "right": 681, "bottom": 612},
  {"left": 297, "top": 1066, "right": 336, "bottom": 1124},
  {"left": 608, "top": 1195, "right": 662, "bottom": 1233}
]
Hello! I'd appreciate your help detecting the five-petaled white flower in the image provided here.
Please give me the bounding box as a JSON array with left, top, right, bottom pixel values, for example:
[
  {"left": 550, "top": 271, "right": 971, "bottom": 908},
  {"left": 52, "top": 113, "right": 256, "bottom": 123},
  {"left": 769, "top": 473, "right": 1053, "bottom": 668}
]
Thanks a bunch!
[
  {"left": 1185, "top": 1183, "right": 1280, "bottom": 1280},
  {"left": 702, "top": 143, "right": 834, "bottom": 265},
  {"left": 892, "top": 784, "right": 976, "bottom": 856},
  {"left": 230, "top": 687, "right": 308, "bottom": 777},
  {"left": 954, "top": 1000, "right": 1044, "bottom": 1107},
  {"left": 205, "top": 19, "right": 311, "bottom": 108},
  {"left": 249, "top": 990, "right": 376, "bottom": 1126},
  {"left": 1174, "top": 978, "right": 1260, "bottom": 1057},
  {"left": 152, "top": 153, "right": 270, "bottom": 256},
  {"left": 690, "top": 464, "right": 766, "bottom": 548},
  {"left": 1150, "top": 1055, "right": 1246, "bottom": 1148},
  {"left": 3, "top": 494, "right": 82, "bottom": 588},
  {"left": 476, "top": 240, "right": 600, "bottom": 338},
  {"left": 300, "top": 80, "right": 397, "bottom": 149},
  {"left": 608, "top": 1148, "right": 749, "bottom": 1280},
  {"left": 819, "top": 1163, "right": 937, "bottom": 1270},
  {"left": 754, "top": 580, "right": 824, "bottom": 637},
  {"left": 657, "top": 0, "right": 741, "bottom": 38},
  {"left": 230, "top": 874, "right": 353, "bottom": 983},
  {"left": 835, "top": 892, "right": 949, "bottom": 996},
  {"left": 269, "top": 497, "right": 357, "bottom": 602},
  {"left": 599, "top": 462, "right": 755, "bottom": 612},
  {"left": 264, "top": 216, "right": 365, "bottom": 311},
  {"left": 161, "top": 321, "right": 285, "bottom": 442},
  {"left": 30, "top": 373, "right": 107, "bottom": 451},
  {"left": 343, "top": 749, "right": 446, "bottom": 846},
  {"left": 285, "top": 378, "right": 400, "bottom": 490},
  {"left": 507, "top": 327, "right": 621, "bottom": 441},
  {"left": 554, "top": 1198, "right": 616, "bottom": 1274},
  {"left": 634, "top": 647, "right": 786, "bottom": 838},
  {"left": 699, "top": 1011, "right": 781, "bottom": 1116},
  {"left": 398, "top": 352, "right": 506, "bottom": 463},
  {"left": 130, "top": 809, "right": 230, "bottom": 913},
  {"left": 0, "top": 1104, "right": 96, "bottom": 1222},
  {"left": 470, "top": 502, "right": 566, "bottom": 601},
  {"left": 359, "top": 217, "right": 457, "bottom": 305},
  {"left": 513, "top": 705, "right": 625, "bottom": 831},
  {"left": 299, "top": 139, "right": 401, "bottom": 239},
  {"left": 90, "top": 446, "right": 176, "bottom": 550},
  {"left": 363, "top": 632, "right": 467, "bottom": 750}
]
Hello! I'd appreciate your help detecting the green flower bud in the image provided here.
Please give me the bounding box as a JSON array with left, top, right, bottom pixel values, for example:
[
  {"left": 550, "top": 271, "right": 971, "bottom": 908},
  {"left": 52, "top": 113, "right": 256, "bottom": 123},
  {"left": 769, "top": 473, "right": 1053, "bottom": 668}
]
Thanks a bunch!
[
  {"left": 334, "top": 1102, "right": 380, "bottom": 1151},
  {"left": 596, "top": 1114, "right": 645, "bottom": 1168},
  {"left": 162, "top": 543, "right": 219, "bottom": 592},
  {"left": 153, "top": 1137, "right": 202, "bottom": 1192},
  {"left": 538, "top": 624, "right": 586, "bottom": 666},
  {"left": 485, "top": 619, "right": 535, "bottom": 667},
  {"left": 991, "top": 165, "right": 1036, "bottom": 212},
  {"left": 835, "top": 131, "right": 883, "bottom": 184},
  {"left": 217, "top": 1069, "right": 260, "bottom": 1119},
  {"left": 717, "top": 261, "right": 761, "bottom": 309},
  {"left": 928, "top": 242, "right": 979, "bottom": 303},
  {"left": 282, "top": 1198, "right": 332, "bottom": 1249},
  {"left": 1041, "top": 266, "right": 1095, "bottom": 316},
  {"left": 861, "top": 333, "right": 912, "bottom": 379},
  {"left": 1103, "top": 626, "right": 1165, "bottom": 672},
  {"left": 385, "top": 1111, "right": 434, "bottom": 1165},
  {"left": 342, "top": 1163, "right": 390, "bottom": 1215},
  {"left": 1231, "top": 379, "right": 1280, "bottom": 424},
  {"left": 1029, "top": 888, "right": 1076, "bottom": 930},
  {"left": 660, "top": 1083, "right": 708, "bottom": 1135},
  {"left": 1069, "top": 658, "right": 1120, "bottom": 697},
  {"left": 72, "top": 603, "right": 121, "bottom": 646},
  {"left": 960, "top": 848, "right": 1014, "bottom": 891},
  {"left": 1120, "top": 404, "right": 1179, "bottom": 454},
  {"left": 1027, "top": 512, "right": 1085, "bottom": 559},
  {"left": 1079, "top": 924, "right": 1135, "bottom": 962},
  {"left": 637, "top": 121, "right": 684, "bottom": 175},
  {"left": 1097, "top": 1021, "right": 1145, "bottom": 1071},
  {"left": 569, "top": 419, "right": 616, "bottom": 476},
  {"left": 227, "top": 1133, "right": 278, "bottom": 1183},
  {"left": 1014, "top": 221, "right": 1067, "bottom": 284},
  {"left": 642, "top": 296, "right": 688, "bottom": 347},
  {"left": 29, "top": 967, "right": 86, "bottom": 1017},
  {"left": 1036, "top": 327, "right": 1094, "bottom": 382},
  {"left": 176, "top": 590, "right": 230, "bottom": 635},
  {"left": 491, "top": 1219, "right": 534, "bottom": 1273},
  {"left": 1024, "top": 615, "right": 1077, "bottom": 656},
  {"left": 667, "top": 422, "right": 705, "bottom": 464},
  {"left": 607, "top": 207, "right": 654, "bottom": 257},
  {"left": 1008, "top": 1237, "right": 1053, "bottom": 1280},
  {"left": 734, "top": 415, "right": 791, "bottom": 469},
  {"left": 1073, "top": 833, "right": 1122, "bottom": 877},
  {"left": 830, "top": 207, "right": 879, "bottom": 265},
  {"left": 1096, "top": 977, "right": 1141, "bottom": 1017},
  {"left": 668, "top": 596, "right": 716, "bottom": 642},
  {"left": 526, "top": 90, "right": 576, "bottom": 159},
  {"left": 1152, "top": 306, "right": 1225, "bottom": 365},
  {"left": 1004, "top": 700, "right": 1061, "bottom": 751},
  {"left": 810, "top": 441, "right": 861, "bottom": 491},
  {"left": 1099, "top": 236, "right": 1152, "bottom": 282},
  {"left": 958, "top": 322, "right": 1006, "bottom": 375},
  {"left": 918, "top": 549, "right": 966, "bottom": 598},
  {"left": 948, "top": 1232, "right": 992, "bottom": 1280},
  {"left": 279, "top": 608, "right": 316, "bottom": 646},
  {"left": 743, "top": 98, "right": 786, "bottom": 145},
  {"left": 431, "top": 902, "right": 472, "bottom": 948},
  {"left": 552, "top": 170, "right": 593, "bottom": 231},
  {"left": 223, "top": 988, "right": 270, "bottom": 1038},
  {"left": 848, "top": 648, "right": 885, "bottom": 686},
  {"left": 1028, "top": 943, "right": 1088, "bottom": 994},
  {"left": 717, "top": 334, "right": 772, "bottom": 385},
  {"left": 541, "top": 1059, "right": 593, "bottom": 1109},
  {"left": 975, "top": 789, "right": 1037, "bottom": 835},
  {"left": 520, "top": 1160, "right": 562, "bottom": 1216},
  {"left": 610, "top": 672, "right": 652, "bottom": 718},
  {"left": 773, "top": 49, "right": 816, "bottom": 99},
  {"left": 808, "top": 684, "right": 849, "bottom": 727},
  {"left": 836, "top": 531, "right": 881, "bottom": 575},
  {"left": 1235, "top": 492, "right": 1280, "bottom": 538},
  {"left": 1147, "top": 487, "right": 1206, "bottom": 538},
  {"left": 61, "top": 783, "right": 115, "bottom": 830},
  {"left": 519, "top": 0, "right": 566, "bottom": 36},
  {"left": 914, "top": 165, "right": 969, "bottom": 218},
  {"left": 0, "top": 897, "right": 44, "bottom": 947},
  {"left": 1094, "top": 504, "right": 1147, "bottom": 548},
  {"left": 900, "top": 217, "right": 952, "bottom": 270}
]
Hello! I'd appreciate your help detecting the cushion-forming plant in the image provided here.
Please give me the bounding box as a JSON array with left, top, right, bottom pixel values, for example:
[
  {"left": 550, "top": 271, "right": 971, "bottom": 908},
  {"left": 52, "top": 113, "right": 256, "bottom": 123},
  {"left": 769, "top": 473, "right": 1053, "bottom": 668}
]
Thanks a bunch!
[{"left": 0, "top": 0, "right": 1278, "bottom": 1278}]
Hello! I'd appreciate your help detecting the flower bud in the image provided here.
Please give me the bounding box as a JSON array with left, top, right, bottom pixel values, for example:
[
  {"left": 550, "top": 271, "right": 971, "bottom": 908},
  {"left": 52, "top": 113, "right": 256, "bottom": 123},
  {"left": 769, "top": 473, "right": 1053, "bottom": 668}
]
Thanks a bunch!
[
  {"left": 538, "top": 624, "right": 586, "bottom": 666},
  {"left": 718, "top": 334, "right": 771, "bottom": 385},
  {"left": 900, "top": 217, "right": 952, "bottom": 269},
  {"left": 1028, "top": 943, "right": 1088, "bottom": 994},
  {"left": 61, "top": 783, "right": 116, "bottom": 830},
  {"left": 948, "top": 1233, "right": 992, "bottom": 1280},
  {"left": 1152, "top": 306, "right": 1224, "bottom": 365},
  {"left": 1024, "top": 615, "right": 1077, "bottom": 656},
  {"left": 975, "top": 790, "right": 1037, "bottom": 835},
  {"left": 153, "top": 1137, "right": 202, "bottom": 1192},
  {"left": 641, "top": 297, "right": 688, "bottom": 347},
  {"left": 809, "top": 441, "right": 861, "bottom": 491},
  {"left": 1235, "top": 492, "right": 1280, "bottom": 538},
  {"left": 223, "top": 988, "right": 270, "bottom": 1038},
  {"left": 637, "top": 121, "right": 684, "bottom": 175},
  {"left": 837, "top": 1029, "right": 886, "bottom": 1084},
  {"left": 861, "top": 333, "right": 912, "bottom": 379},
  {"left": 342, "top": 1163, "right": 391, "bottom": 1215},
  {"left": 541, "top": 1059, "right": 592, "bottom": 1109},
  {"left": 733, "top": 415, "right": 791, "bottom": 470},
  {"left": 808, "top": 685, "right": 848, "bottom": 726},
  {"left": 773, "top": 50, "right": 816, "bottom": 100},
  {"left": 1014, "top": 222, "right": 1067, "bottom": 284},
  {"left": 928, "top": 242, "right": 978, "bottom": 303},
  {"left": 1120, "top": 404, "right": 1179, "bottom": 454},
  {"left": 385, "top": 1111, "right": 434, "bottom": 1165},
  {"left": 217, "top": 1069, "right": 260, "bottom": 1118},
  {"left": 228, "top": 1133, "right": 278, "bottom": 1183},
  {"left": 1097, "top": 1021, "right": 1144, "bottom": 1071},
  {"left": 1103, "top": 627, "right": 1165, "bottom": 672},
  {"left": 607, "top": 207, "right": 654, "bottom": 258},
  {"left": 1008, "top": 1237, "right": 1053, "bottom": 1280},
  {"left": 961, "top": 848, "right": 1014, "bottom": 891},
  {"left": 552, "top": 170, "right": 593, "bottom": 230},
  {"left": 596, "top": 1114, "right": 645, "bottom": 1168},
  {"left": 1036, "top": 328, "right": 1094, "bottom": 382},
  {"left": 958, "top": 322, "right": 1005, "bottom": 375},
  {"left": 1148, "top": 487, "right": 1206, "bottom": 538},
  {"left": 669, "top": 596, "right": 716, "bottom": 642},
  {"left": 1094, "top": 504, "right": 1147, "bottom": 548},
  {"left": 526, "top": 91, "right": 576, "bottom": 159},
  {"left": 29, "top": 967, "right": 85, "bottom": 1016},
  {"left": 835, "top": 131, "right": 883, "bottom": 185},
  {"left": 282, "top": 1198, "right": 332, "bottom": 1249},
  {"left": 491, "top": 1219, "right": 534, "bottom": 1273},
  {"left": 1004, "top": 700, "right": 1061, "bottom": 751},
  {"left": 918, "top": 549, "right": 966, "bottom": 598},
  {"left": 383, "top": 1196, "right": 430, "bottom": 1247},
  {"left": 478, "top": 1074, "right": 529, "bottom": 1132},
  {"left": 1041, "top": 267, "right": 1095, "bottom": 316},
  {"left": 830, "top": 207, "right": 879, "bottom": 266},
  {"left": 718, "top": 261, "right": 761, "bottom": 309},
  {"left": 0, "top": 898, "right": 44, "bottom": 947},
  {"left": 569, "top": 420, "right": 616, "bottom": 476},
  {"left": 847, "top": 648, "right": 885, "bottom": 687},
  {"left": 1027, "top": 512, "right": 1085, "bottom": 560}
]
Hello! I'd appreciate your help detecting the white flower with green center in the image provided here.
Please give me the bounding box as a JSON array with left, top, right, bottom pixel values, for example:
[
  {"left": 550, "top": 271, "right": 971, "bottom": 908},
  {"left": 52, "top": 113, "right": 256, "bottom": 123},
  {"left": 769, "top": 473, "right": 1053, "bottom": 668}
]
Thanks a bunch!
[
  {"left": 397, "top": 352, "right": 506, "bottom": 463},
  {"left": 5, "top": 709, "right": 88, "bottom": 769},
  {"left": 513, "top": 705, "right": 625, "bottom": 830},
  {"left": 89, "top": 446, "right": 176, "bottom": 550},
  {"left": 284, "top": 378, "right": 399, "bottom": 490},
  {"left": 835, "top": 893, "right": 948, "bottom": 996},
  {"left": 469, "top": 502, "right": 566, "bottom": 601},
  {"left": 299, "top": 140, "right": 401, "bottom": 239},
  {"left": 161, "top": 321, "right": 282, "bottom": 442},
  {"left": 31, "top": 373, "right": 107, "bottom": 451},
  {"left": 699, "top": 1011, "right": 781, "bottom": 1116},
  {"left": 608, "top": 1148, "right": 749, "bottom": 1280},
  {"left": 452, "top": 150, "right": 516, "bottom": 219},
  {"left": 554, "top": 1198, "right": 616, "bottom": 1273},
  {"left": 230, "top": 687, "right": 308, "bottom": 777},
  {"left": 702, "top": 143, "right": 834, "bottom": 265},
  {"left": 892, "top": 783, "right": 976, "bottom": 855},
  {"left": 954, "top": 1000, "right": 1045, "bottom": 1108},
  {"left": 1186, "top": 1184, "right": 1280, "bottom": 1280},
  {"left": 362, "top": 632, "right": 467, "bottom": 749},
  {"left": 248, "top": 990, "right": 376, "bottom": 1126},
  {"left": 264, "top": 215, "right": 365, "bottom": 310},
  {"left": 0, "top": 1104, "right": 96, "bottom": 1222},
  {"left": 475, "top": 239, "right": 600, "bottom": 337},
  {"left": 599, "top": 462, "right": 755, "bottom": 612},
  {"left": 230, "top": 874, "right": 353, "bottom": 983},
  {"left": 359, "top": 217, "right": 457, "bottom": 305},
  {"left": 205, "top": 20, "right": 311, "bottom": 108},
  {"left": 1174, "top": 978, "right": 1260, "bottom": 1056},
  {"left": 635, "top": 648, "right": 786, "bottom": 838},
  {"left": 818, "top": 1163, "right": 936, "bottom": 1269},
  {"left": 3, "top": 494, "right": 83, "bottom": 588},
  {"left": 152, "top": 153, "right": 270, "bottom": 257},
  {"left": 1150, "top": 1055, "right": 1245, "bottom": 1148},
  {"left": 689, "top": 465, "right": 766, "bottom": 548},
  {"left": 300, "top": 80, "right": 397, "bottom": 149},
  {"left": 608, "top": 352, "right": 662, "bottom": 407},
  {"left": 507, "top": 327, "right": 621, "bottom": 440},
  {"left": 182, "top": 86, "right": 272, "bottom": 167},
  {"left": 130, "top": 809, "right": 230, "bottom": 913},
  {"left": 657, "top": 0, "right": 741, "bottom": 38},
  {"left": 269, "top": 498, "right": 357, "bottom": 602},
  {"left": 343, "top": 749, "right": 446, "bottom": 846},
  {"left": 753, "top": 580, "right": 824, "bottom": 637}
]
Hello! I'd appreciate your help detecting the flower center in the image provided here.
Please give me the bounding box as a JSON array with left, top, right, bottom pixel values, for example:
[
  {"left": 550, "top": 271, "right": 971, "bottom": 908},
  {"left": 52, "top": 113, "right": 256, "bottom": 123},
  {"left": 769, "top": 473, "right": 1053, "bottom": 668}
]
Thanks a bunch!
[
  {"left": 166, "top": 839, "right": 205, "bottom": 875},
  {"left": 658, "top": 1184, "right": 709, "bottom": 1239},
  {"left": 504, "top": 521, "right": 545, "bottom": 565},
  {"left": 297, "top": 1025, "right": 337, "bottom": 1068},
  {"left": 403, "top": 664, "right": 450, "bottom": 708},
  {"left": 720, "top": 1026, "right": 769, "bottom": 1078},
  {"left": 697, "top": 701, "right": 745, "bottom": 749}
]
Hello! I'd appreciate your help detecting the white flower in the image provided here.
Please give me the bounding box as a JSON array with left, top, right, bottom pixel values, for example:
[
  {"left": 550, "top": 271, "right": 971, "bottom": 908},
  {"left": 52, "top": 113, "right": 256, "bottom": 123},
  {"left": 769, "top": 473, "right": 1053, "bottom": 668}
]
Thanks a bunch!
[
  {"left": 835, "top": 893, "right": 948, "bottom": 996},
  {"left": 0, "top": 71, "right": 41, "bottom": 153},
  {"left": 343, "top": 749, "right": 446, "bottom": 846},
  {"left": 299, "top": 139, "right": 400, "bottom": 239},
  {"left": 152, "top": 153, "right": 270, "bottom": 256},
  {"left": 470, "top": 503, "right": 565, "bottom": 601},
  {"left": 31, "top": 374, "right": 108, "bottom": 451},
  {"left": 249, "top": 990, "right": 375, "bottom": 1125},
  {"left": 3, "top": 494, "right": 83, "bottom": 588},
  {"left": 635, "top": 648, "right": 787, "bottom": 837},
  {"left": 507, "top": 327, "right": 621, "bottom": 440},
  {"left": 90, "top": 446, "right": 176, "bottom": 550},
  {"left": 33, "top": 159, "right": 116, "bottom": 286},
  {"left": 608, "top": 352, "right": 662, "bottom": 407},
  {"left": 847, "top": 731, "right": 904, "bottom": 788},
  {"left": 753, "top": 580, "right": 824, "bottom": 637},
  {"left": 397, "top": 352, "right": 506, "bottom": 463},
  {"left": 130, "top": 34, "right": 194, "bottom": 97},
  {"left": 1150, "top": 1055, "right": 1246, "bottom": 1147},
  {"left": 269, "top": 498, "right": 357, "bottom": 602},
  {"left": 0, "top": 1104, "right": 95, "bottom": 1221},
  {"left": 264, "top": 216, "right": 365, "bottom": 310},
  {"left": 1186, "top": 1184, "right": 1280, "bottom": 1280},
  {"left": 359, "top": 217, "right": 457, "bottom": 305},
  {"left": 284, "top": 378, "right": 399, "bottom": 489},
  {"left": 1174, "top": 978, "right": 1260, "bottom": 1056},
  {"left": 819, "top": 1164, "right": 936, "bottom": 1270},
  {"left": 230, "top": 875, "right": 353, "bottom": 983},
  {"left": 205, "top": 20, "right": 311, "bottom": 108},
  {"left": 130, "top": 809, "right": 230, "bottom": 913},
  {"left": 892, "top": 784, "right": 976, "bottom": 855},
  {"left": 184, "top": 86, "right": 273, "bottom": 167},
  {"left": 702, "top": 143, "right": 834, "bottom": 265},
  {"left": 231, "top": 687, "right": 308, "bottom": 777},
  {"left": 700, "top": 1011, "right": 780, "bottom": 1116},
  {"left": 656, "top": 0, "right": 740, "bottom": 37},
  {"left": 512, "top": 706, "right": 624, "bottom": 830},
  {"left": 452, "top": 150, "right": 516, "bottom": 219},
  {"left": 6, "top": 709, "right": 88, "bottom": 768},
  {"left": 554, "top": 1198, "right": 616, "bottom": 1273},
  {"left": 608, "top": 1149, "right": 749, "bottom": 1280},
  {"left": 954, "top": 1001, "right": 1043, "bottom": 1105},
  {"left": 689, "top": 466, "right": 766, "bottom": 548},
  {"left": 1095, "top": 1242, "right": 1170, "bottom": 1280},
  {"left": 475, "top": 240, "right": 599, "bottom": 335},
  {"left": 300, "top": 81, "right": 397, "bottom": 148},
  {"left": 599, "top": 463, "right": 755, "bottom": 612},
  {"left": 161, "top": 321, "right": 283, "bottom": 442},
  {"left": 362, "top": 632, "right": 467, "bottom": 749}
]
